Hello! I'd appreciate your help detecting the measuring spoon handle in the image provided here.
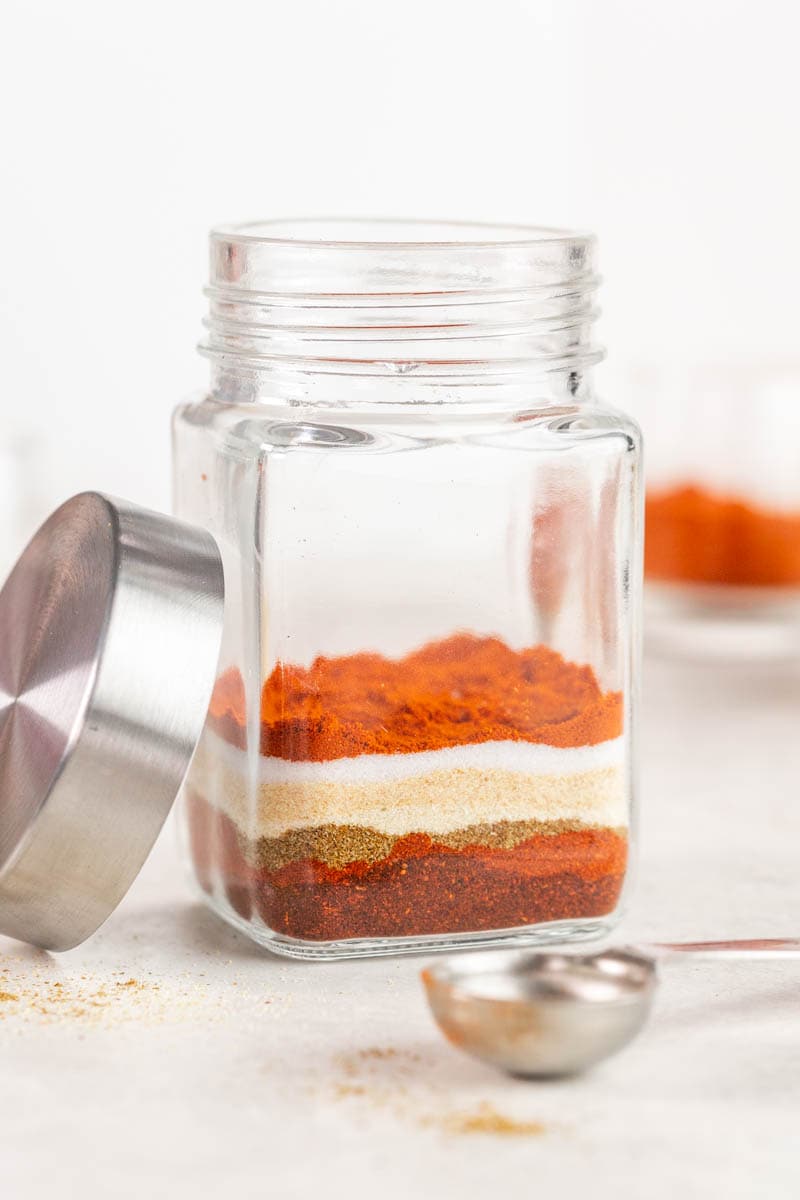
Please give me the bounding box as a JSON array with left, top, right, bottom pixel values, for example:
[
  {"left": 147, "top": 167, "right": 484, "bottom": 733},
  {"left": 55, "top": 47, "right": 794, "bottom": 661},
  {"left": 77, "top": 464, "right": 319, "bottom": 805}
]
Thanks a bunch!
[{"left": 649, "top": 938, "right": 800, "bottom": 960}]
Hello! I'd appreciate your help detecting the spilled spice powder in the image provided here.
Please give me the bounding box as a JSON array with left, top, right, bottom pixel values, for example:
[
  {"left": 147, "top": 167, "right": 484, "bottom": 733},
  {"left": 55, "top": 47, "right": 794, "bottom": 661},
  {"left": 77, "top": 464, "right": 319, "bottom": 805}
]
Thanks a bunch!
[
  {"left": 434, "top": 1101, "right": 546, "bottom": 1138},
  {"left": 335, "top": 1084, "right": 367, "bottom": 1099},
  {"left": 646, "top": 485, "right": 800, "bottom": 586},
  {"left": 0, "top": 964, "right": 256, "bottom": 1027},
  {"left": 327, "top": 1046, "right": 546, "bottom": 1138},
  {"left": 0, "top": 972, "right": 158, "bottom": 1024}
]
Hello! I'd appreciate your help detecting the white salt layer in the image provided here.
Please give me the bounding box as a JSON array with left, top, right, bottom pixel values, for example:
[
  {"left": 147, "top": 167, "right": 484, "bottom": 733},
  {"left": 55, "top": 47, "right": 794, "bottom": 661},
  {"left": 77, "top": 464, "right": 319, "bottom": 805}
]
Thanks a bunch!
[{"left": 198, "top": 728, "right": 625, "bottom": 785}]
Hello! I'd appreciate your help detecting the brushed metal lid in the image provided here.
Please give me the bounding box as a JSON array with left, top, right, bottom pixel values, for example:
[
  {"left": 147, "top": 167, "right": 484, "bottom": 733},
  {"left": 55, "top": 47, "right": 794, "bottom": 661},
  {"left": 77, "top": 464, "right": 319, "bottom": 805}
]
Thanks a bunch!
[{"left": 0, "top": 493, "right": 224, "bottom": 951}]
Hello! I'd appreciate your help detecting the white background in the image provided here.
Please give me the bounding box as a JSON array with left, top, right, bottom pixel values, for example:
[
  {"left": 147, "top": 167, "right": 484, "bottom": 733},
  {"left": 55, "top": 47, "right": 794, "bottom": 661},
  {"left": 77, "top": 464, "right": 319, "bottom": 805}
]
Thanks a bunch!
[
  {"left": 1, "top": 0, "right": 799, "bottom": 569},
  {"left": 2, "top": 9, "right": 800, "bottom": 1194}
]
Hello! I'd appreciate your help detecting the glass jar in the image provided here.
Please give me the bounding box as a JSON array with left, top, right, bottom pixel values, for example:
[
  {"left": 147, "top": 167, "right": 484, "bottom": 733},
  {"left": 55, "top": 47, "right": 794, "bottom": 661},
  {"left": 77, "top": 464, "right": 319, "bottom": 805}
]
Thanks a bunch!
[
  {"left": 174, "top": 219, "right": 642, "bottom": 959},
  {"left": 635, "top": 364, "right": 800, "bottom": 655}
]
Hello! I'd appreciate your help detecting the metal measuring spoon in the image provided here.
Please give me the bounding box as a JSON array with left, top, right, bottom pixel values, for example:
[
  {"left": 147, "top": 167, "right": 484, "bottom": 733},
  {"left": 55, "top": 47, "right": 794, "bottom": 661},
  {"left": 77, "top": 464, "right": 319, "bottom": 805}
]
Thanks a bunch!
[{"left": 422, "top": 939, "right": 800, "bottom": 1078}]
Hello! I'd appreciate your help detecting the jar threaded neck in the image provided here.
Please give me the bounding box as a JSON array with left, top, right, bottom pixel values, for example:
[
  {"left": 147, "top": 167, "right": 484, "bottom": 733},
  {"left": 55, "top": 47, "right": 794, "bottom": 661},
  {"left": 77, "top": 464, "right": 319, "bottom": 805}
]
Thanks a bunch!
[{"left": 201, "top": 219, "right": 603, "bottom": 401}]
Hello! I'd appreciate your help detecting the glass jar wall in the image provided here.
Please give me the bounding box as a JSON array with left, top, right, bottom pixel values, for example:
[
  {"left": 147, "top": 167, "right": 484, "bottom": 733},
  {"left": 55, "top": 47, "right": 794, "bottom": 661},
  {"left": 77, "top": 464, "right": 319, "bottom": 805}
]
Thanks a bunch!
[{"left": 174, "top": 219, "right": 642, "bottom": 959}]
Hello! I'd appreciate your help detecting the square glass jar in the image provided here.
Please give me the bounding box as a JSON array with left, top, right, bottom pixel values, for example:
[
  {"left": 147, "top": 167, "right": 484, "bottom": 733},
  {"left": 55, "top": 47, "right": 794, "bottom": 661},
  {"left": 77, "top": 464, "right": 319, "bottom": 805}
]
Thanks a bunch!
[{"left": 174, "top": 219, "right": 642, "bottom": 959}]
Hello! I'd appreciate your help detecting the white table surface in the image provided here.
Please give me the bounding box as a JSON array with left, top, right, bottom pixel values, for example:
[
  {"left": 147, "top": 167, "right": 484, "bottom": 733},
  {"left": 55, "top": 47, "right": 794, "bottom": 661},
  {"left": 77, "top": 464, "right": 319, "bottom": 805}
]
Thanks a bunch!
[{"left": 2, "top": 651, "right": 799, "bottom": 1199}]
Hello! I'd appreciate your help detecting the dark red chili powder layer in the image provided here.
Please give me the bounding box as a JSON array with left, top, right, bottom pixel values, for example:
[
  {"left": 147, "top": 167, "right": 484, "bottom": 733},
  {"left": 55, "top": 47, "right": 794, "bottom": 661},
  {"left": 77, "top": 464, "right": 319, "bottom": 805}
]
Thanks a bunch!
[
  {"left": 186, "top": 794, "right": 627, "bottom": 942},
  {"left": 208, "top": 633, "right": 623, "bottom": 761}
]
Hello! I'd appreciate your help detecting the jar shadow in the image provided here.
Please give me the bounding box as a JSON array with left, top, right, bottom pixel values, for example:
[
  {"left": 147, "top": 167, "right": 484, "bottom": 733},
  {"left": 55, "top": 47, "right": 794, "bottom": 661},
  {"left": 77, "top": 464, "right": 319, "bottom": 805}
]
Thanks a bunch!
[
  {"left": 102, "top": 898, "right": 287, "bottom": 965},
  {"left": 176, "top": 901, "right": 277, "bottom": 961}
]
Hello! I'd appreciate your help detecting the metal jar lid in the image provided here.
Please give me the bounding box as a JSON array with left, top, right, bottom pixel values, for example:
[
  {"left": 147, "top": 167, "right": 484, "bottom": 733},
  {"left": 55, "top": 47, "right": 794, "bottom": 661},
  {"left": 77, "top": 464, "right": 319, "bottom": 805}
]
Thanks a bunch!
[{"left": 0, "top": 493, "right": 225, "bottom": 951}]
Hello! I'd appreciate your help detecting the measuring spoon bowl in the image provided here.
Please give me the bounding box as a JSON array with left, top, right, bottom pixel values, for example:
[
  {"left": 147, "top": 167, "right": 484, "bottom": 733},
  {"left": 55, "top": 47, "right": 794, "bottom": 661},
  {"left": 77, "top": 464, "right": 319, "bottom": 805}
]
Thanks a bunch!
[{"left": 422, "top": 947, "right": 656, "bottom": 1079}]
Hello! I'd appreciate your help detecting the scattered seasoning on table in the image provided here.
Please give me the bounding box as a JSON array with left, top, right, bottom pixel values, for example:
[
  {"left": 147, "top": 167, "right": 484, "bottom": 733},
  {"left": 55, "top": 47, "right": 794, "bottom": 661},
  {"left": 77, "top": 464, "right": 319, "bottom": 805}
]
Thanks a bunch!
[
  {"left": 0, "top": 964, "right": 257, "bottom": 1027},
  {"left": 0, "top": 971, "right": 158, "bottom": 1023},
  {"left": 434, "top": 1102, "right": 546, "bottom": 1137},
  {"left": 327, "top": 1046, "right": 547, "bottom": 1138},
  {"left": 646, "top": 485, "right": 800, "bottom": 586}
]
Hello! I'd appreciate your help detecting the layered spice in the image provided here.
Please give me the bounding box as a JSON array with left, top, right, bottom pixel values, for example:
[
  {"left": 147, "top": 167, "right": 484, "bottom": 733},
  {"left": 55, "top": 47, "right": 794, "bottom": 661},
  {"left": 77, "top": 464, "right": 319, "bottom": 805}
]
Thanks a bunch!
[
  {"left": 207, "top": 633, "right": 623, "bottom": 758},
  {"left": 186, "top": 633, "right": 627, "bottom": 943},
  {"left": 646, "top": 485, "right": 800, "bottom": 586}
]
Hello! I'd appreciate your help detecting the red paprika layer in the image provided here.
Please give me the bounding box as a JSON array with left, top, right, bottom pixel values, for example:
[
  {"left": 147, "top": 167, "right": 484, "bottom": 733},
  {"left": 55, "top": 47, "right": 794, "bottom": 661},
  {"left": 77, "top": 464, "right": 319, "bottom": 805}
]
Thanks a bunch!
[
  {"left": 208, "top": 633, "right": 623, "bottom": 761},
  {"left": 646, "top": 485, "right": 800, "bottom": 587},
  {"left": 187, "top": 792, "right": 627, "bottom": 942}
]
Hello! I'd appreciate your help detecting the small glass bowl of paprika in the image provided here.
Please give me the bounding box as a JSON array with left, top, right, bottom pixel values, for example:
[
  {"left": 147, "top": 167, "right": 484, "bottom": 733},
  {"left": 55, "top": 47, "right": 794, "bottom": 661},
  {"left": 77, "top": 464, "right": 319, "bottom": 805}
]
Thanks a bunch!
[
  {"left": 635, "top": 363, "right": 800, "bottom": 656},
  {"left": 174, "top": 218, "right": 642, "bottom": 959}
]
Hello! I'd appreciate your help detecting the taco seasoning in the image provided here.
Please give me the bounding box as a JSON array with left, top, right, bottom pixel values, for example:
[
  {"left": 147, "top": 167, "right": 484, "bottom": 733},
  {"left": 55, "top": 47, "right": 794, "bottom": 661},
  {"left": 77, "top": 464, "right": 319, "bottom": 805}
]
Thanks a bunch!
[
  {"left": 186, "top": 634, "right": 627, "bottom": 942},
  {"left": 174, "top": 219, "right": 641, "bottom": 958}
]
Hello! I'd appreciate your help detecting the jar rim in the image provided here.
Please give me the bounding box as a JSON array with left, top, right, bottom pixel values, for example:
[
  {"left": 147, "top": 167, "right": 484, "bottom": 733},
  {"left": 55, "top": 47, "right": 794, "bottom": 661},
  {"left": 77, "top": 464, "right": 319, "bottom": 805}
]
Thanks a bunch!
[
  {"left": 210, "top": 217, "right": 595, "bottom": 252},
  {"left": 203, "top": 217, "right": 602, "bottom": 395}
]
